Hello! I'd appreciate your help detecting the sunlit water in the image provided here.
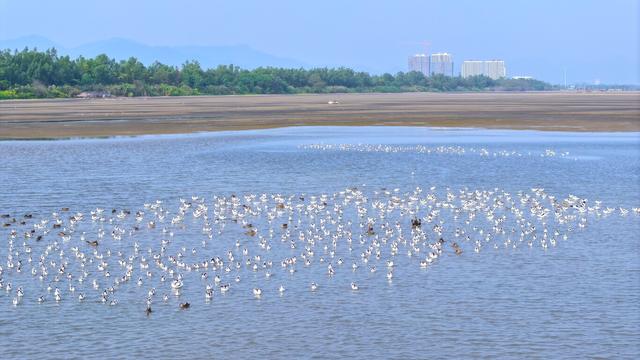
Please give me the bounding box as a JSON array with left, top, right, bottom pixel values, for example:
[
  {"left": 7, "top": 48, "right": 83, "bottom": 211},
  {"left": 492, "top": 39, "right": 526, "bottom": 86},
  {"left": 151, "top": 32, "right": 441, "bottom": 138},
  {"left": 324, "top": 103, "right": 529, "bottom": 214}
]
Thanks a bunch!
[{"left": 1, "top": 127, "right": 639, "bottom": 359}]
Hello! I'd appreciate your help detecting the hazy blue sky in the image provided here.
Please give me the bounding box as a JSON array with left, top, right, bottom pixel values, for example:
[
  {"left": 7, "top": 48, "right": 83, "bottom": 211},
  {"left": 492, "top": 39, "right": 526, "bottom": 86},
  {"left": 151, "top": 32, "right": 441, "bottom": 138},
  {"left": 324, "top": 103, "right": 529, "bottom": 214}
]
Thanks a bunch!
[{"left": 1, "top": 0, "right": 638, "bottom": 84}]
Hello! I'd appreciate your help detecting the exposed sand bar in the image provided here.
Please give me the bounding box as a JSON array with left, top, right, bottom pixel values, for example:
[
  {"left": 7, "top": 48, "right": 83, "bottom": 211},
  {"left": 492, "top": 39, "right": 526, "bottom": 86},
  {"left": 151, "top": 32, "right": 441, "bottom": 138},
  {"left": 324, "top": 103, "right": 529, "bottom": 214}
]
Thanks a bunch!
[{"left": 1, "top": 92, "right": 639, "bottom": 139}]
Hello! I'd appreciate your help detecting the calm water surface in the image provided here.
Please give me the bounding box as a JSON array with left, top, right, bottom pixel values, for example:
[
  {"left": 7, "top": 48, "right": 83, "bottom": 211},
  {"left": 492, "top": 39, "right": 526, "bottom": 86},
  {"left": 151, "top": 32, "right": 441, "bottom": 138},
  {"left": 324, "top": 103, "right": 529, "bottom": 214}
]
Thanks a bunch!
[{"left": 0, "top": 127, "right": 639, "bottom": 359}]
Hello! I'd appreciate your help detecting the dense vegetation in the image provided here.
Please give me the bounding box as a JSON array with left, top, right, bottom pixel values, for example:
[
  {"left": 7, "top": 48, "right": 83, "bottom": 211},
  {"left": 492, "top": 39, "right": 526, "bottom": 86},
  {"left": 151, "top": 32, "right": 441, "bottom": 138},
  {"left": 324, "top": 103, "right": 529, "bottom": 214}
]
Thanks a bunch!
[{"left": 0, "top": 48, "right": 553, "bottom": 99}]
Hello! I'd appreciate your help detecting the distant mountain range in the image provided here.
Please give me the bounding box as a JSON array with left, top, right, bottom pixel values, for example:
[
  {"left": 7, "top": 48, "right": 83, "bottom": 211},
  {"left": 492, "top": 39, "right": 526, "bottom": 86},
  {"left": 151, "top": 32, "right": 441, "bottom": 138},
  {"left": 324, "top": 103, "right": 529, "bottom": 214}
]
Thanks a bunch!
[{"left": 0, "top": 35, "right": 307, "bottom": 69}]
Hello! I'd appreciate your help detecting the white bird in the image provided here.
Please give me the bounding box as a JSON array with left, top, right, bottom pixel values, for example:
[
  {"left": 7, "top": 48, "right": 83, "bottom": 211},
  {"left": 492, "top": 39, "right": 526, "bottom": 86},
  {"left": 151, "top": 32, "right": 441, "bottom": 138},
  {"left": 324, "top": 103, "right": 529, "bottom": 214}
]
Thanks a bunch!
[{"left": 171, "top": 280, "right": 183, "bottom": 289}]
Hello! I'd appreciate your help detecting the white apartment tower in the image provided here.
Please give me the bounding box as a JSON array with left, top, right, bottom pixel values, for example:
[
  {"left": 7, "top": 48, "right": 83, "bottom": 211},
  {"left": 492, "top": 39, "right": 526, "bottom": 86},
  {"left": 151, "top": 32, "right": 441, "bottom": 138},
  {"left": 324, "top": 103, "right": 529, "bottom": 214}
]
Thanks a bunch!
[
  {"left": 460, "top": 61, "right": 485, "bottom": 77},
  {"left": 485, "top": 60, "right": 506, "bottom": 79},
  {"left": 430, "top": 53, "right": 453, "bottom": 76},
  {"left": 408, "top": 54, "right": 430, "bottom": 76},
  {"left": 461, "top": 60, "right": 506, "bottom": 79}
]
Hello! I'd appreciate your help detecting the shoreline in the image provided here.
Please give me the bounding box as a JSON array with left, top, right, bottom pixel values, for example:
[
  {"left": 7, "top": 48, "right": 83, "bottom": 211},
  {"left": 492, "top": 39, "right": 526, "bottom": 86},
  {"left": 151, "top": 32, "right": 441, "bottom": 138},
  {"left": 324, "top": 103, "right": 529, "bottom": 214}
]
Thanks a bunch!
[
  {"left": 1, "top": 126, "right": 638, "bottom": 143},
  {"left": 1, "top": 92, "right": 639, "bottom": 139}
]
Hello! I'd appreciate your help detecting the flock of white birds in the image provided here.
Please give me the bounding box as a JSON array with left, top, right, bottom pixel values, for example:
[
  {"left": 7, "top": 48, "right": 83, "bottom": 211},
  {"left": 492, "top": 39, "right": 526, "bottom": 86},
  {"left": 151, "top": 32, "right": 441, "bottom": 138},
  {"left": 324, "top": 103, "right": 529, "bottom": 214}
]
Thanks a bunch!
[
  {"left": 1, "top": 186, "right": 638, "bottom": 312},
  {"left": 300, "top": 144, "right": 572, "bottom": 158}
]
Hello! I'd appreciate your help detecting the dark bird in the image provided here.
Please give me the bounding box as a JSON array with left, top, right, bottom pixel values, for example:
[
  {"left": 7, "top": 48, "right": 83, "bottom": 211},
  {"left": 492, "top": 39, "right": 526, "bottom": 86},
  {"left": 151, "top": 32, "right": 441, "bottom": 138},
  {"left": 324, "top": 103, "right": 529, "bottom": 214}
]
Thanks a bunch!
[
  {"left": 366, "top": 224, "right": 375, "bottom": 236},
  {"left": 452, "top": 242, "right": 463, "bottom": 255}
]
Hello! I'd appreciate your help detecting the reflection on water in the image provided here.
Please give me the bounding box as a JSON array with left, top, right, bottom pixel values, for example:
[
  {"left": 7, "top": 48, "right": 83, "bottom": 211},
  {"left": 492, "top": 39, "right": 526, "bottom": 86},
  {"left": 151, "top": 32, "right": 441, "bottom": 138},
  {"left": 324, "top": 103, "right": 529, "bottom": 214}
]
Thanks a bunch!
[{"left": 0, "top": 127, "right": 639, "bottom": 359}]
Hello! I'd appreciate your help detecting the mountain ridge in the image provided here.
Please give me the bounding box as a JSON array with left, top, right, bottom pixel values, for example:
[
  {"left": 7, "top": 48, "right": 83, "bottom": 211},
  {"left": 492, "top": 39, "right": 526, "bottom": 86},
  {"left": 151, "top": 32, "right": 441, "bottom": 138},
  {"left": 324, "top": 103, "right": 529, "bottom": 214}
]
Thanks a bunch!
[{"left": 0, "top": 36, "right": 307, "bottom": 69}]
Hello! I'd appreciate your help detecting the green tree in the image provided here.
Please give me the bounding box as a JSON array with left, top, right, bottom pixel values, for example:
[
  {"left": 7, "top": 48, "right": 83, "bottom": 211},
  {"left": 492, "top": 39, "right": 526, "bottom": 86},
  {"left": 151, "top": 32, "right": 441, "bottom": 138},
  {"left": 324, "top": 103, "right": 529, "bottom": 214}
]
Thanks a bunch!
[
  {"left": 119, "top": 57, "right": 146, "bottom": 83},
  {"left": 181, "top": 61, "right": 203, "bottom": 88}
]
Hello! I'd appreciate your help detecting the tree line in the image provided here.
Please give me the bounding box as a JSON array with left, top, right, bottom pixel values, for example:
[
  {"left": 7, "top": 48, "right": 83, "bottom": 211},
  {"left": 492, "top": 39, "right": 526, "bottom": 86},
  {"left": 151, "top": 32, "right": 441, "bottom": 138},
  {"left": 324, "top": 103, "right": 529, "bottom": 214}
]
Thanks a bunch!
[{"left": 0, "top": 48, "right": 553, "bottom": 99}]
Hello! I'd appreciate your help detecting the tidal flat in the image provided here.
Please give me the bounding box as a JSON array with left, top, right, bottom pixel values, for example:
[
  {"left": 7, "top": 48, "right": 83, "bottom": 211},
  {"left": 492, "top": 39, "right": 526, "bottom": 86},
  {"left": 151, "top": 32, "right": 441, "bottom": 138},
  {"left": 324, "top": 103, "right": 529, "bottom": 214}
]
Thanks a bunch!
[{"left": 1, "top": 92, "right": 639, "bottom": 140}]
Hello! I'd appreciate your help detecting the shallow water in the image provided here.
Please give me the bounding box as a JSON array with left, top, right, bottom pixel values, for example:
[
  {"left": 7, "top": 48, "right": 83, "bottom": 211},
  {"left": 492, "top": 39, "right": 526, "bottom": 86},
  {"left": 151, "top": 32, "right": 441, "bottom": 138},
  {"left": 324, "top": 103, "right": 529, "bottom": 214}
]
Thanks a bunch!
[{"left": 0, "top": 126, "right": 639, "bottom": 359}]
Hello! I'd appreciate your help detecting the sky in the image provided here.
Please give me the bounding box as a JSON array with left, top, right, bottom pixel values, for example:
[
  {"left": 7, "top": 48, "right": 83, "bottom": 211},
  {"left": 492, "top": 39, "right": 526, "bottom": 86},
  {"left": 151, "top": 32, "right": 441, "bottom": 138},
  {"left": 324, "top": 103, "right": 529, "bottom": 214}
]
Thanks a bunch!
[{"left": 0, "top": 0, "right": 638, "bottom": 84}]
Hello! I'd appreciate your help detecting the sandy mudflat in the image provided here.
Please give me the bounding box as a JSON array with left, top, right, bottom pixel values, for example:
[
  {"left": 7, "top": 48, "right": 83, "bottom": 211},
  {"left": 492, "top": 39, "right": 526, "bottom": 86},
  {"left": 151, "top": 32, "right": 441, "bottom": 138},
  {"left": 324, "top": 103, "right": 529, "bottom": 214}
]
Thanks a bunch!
[{"left": 0, "top": 92, "right": 639, "bottom": 139}]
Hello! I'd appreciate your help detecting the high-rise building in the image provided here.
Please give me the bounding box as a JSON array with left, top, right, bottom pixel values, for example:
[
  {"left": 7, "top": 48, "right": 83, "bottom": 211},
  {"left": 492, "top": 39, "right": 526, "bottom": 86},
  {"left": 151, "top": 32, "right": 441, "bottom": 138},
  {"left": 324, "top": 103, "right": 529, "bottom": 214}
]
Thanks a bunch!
[
  {"left": 461, "top": 60, "right": 506, "bottom": 79},
  {"left": 408, "top": 54, "right": 429, "bottom": 76},
  {"left": 430, "top": 53, "right": 453, "bottom": 76},
  {"left": 461, "top": 61, "right": 485, "bottom": 78},
  {"left": 485, "top": 60, "right": 506, "bottom": 79}
]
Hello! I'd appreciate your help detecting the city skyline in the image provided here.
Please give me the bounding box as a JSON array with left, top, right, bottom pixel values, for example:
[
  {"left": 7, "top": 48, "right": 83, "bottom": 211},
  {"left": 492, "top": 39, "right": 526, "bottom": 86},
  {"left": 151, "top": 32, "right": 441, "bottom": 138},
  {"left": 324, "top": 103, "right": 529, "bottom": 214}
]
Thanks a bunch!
[{"left": 0, "top": 0, "right": 637, "bottom": 84}]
